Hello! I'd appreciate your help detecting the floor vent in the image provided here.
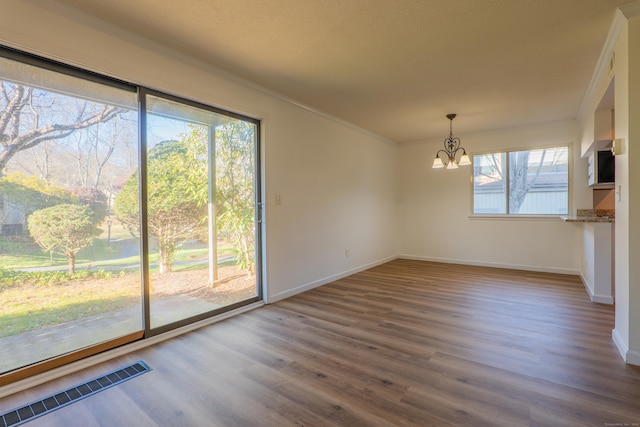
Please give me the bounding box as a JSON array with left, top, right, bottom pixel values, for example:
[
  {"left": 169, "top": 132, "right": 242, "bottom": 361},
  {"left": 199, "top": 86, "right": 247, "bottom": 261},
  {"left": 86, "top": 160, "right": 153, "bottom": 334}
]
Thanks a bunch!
[{"left": 1, "top": 361, "right": 151, "bottom": 427}]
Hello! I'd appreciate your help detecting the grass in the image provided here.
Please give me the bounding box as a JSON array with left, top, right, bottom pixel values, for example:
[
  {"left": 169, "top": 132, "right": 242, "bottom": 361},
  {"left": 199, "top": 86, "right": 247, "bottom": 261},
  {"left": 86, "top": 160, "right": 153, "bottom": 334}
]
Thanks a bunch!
[
  {"left": 0, "top": 218, "right": 241, "bottom": 339},
  {"left": 0, "top": 273, "right": 140, "bottom": 337},
  {"left": 0, "top": 238, "right": 62, "bottom": 268},
  {"left": 0, "top": 269, "right": 117, "bottom": 288},
  {"left": 0, "top": 259, "right": 253, "bottom": 339}
]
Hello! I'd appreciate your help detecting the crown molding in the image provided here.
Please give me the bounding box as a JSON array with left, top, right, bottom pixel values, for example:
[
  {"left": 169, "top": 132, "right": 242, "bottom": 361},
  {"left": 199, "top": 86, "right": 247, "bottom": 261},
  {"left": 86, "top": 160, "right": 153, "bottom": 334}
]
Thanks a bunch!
[
  {"left": 577, "top": 7, "right": 629, "bottom": 119},
  {"left": 619, "top": 0, "right": 640, "bottom": 18}
]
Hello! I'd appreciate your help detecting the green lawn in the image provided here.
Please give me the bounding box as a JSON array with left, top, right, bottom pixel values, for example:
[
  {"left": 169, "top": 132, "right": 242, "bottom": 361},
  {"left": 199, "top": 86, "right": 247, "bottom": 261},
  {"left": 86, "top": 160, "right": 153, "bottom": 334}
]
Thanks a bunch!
[
  {"left": 0, "top": 219, "right": 242, "bottom": 338},
  {"left": 0, "top": 276, "right": 140, "bottom": 337}
]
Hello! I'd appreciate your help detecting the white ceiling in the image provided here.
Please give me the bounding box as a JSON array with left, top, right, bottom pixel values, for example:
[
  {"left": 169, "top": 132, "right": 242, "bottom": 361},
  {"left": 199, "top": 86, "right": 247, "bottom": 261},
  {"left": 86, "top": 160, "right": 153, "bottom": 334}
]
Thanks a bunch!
[{"left": 57, "top": 0, "right": 632, "bottom": 142}]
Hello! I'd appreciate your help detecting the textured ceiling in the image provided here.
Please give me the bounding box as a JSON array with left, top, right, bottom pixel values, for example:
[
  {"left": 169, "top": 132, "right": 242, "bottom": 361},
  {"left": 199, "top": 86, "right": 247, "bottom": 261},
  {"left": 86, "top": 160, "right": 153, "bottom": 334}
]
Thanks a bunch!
[{"left": 57, "top": 0, "right": 632, "bottom": 142}]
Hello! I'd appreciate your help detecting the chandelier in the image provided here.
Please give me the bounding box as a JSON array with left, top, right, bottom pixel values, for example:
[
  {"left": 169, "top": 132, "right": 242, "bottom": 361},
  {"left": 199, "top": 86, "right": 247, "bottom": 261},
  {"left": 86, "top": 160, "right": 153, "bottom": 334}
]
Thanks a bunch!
[{"left": 432, "top": 113, "right": 471, "bottom": 169}]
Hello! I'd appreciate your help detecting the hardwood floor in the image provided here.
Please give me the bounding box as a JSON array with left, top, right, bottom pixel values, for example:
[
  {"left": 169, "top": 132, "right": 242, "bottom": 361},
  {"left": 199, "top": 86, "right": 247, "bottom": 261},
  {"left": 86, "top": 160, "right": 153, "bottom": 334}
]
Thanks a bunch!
[{"left": 2, "top": 259, "right": 640, "bottom": 426}]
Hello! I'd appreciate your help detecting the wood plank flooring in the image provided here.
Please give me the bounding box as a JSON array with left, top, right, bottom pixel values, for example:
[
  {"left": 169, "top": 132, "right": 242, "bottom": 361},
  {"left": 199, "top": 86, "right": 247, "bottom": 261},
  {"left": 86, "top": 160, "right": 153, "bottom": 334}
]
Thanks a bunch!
[{"left": 2, "top": 259, "right": 640, "bottom": 426}]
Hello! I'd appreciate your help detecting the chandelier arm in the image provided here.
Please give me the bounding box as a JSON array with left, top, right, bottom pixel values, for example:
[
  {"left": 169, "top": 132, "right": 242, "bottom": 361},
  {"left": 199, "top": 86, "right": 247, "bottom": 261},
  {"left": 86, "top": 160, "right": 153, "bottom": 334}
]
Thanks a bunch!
[
  {"left": 453, "top": 147, "right": 466, "bottom": 156},
  {"left": 435, "top": 149, "right": 450, "bottom": 159}
]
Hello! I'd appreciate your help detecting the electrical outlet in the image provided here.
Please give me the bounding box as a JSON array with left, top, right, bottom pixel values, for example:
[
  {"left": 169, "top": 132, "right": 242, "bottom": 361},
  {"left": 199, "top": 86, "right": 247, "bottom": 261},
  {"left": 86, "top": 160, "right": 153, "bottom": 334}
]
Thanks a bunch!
[{"left": 345, "top": 248, "right": 349, "bottom": 258}]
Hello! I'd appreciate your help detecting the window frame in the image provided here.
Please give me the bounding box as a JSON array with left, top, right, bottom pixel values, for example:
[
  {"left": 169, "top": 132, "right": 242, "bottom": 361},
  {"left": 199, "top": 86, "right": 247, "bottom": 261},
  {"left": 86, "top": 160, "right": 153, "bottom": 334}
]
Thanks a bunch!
[{"left": 470, "top": 143, "right": 572, "bottom": 219}]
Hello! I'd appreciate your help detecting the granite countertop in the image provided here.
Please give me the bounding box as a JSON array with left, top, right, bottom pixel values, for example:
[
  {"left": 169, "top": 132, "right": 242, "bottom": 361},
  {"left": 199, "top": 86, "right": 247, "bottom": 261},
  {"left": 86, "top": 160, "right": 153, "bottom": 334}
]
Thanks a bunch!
[{"left": 561, "top": 209, "right": 615, "bottom": 223}]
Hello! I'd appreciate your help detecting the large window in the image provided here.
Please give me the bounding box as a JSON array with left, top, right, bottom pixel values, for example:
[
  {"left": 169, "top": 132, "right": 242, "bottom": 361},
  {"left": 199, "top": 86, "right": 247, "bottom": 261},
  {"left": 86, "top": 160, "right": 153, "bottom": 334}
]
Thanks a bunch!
[
  {"left": 473, "top": 146, "right": 569, "bottom": 215},
  {"left": 0, "top": 48, "right": 261, "bottom": 384}
]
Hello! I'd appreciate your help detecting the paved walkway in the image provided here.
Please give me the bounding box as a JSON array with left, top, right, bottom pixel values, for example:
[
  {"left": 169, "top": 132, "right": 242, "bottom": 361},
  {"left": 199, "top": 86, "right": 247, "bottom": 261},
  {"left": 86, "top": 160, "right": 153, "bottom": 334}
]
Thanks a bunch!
[{"left": 0, "top": 295, "right": 219, "bottom": 374}]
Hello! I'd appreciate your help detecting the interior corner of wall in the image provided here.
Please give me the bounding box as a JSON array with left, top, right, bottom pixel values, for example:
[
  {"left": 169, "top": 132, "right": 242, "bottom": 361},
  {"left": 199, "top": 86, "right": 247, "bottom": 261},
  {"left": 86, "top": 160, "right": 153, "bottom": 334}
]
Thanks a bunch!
[{"left": 612, "top": 328, "right": 630, "bottom": 362}]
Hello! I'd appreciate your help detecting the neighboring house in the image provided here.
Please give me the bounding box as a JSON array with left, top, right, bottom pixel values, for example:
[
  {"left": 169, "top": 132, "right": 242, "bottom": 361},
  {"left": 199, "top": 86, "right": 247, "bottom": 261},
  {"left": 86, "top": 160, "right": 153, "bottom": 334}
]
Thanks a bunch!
[
  {"left": 0, "top": 198, "right": 25, "bottom": 237},
  {"left": 474, "top": 172, "right": 569, "bottom": 214}
]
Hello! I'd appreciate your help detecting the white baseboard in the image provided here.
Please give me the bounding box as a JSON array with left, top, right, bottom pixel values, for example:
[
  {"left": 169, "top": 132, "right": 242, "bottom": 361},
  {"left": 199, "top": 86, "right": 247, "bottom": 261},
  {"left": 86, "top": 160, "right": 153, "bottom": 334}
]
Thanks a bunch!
[
  {"left": 269, "top": 255, "right": 581, "bottom": 304},
  {"left": 626, "top": 349, "right": 640, "bottom": 366},
  {"left": 612, "top": 328, "right": 630, "bottom": 363},
  {"left": 0, "top": 301, "right": 264, "bottom": 399},
  {"left": 398, "top": 254, "right": 580, "bottom": 276},
  {"left": 266, "top": 255, "right": 397, "bottom": 303},
  {"left": 613, "top": 328, "right": 640, "bottom": 366},
  {"left": 578, "top": 273, "right": 614, "bottom": 304},
  {"left": 590, "top": 293, "right": 615, "bottom": 304},
  {"left": 579, "top": 272, "right": 595, "bottom": 298}
]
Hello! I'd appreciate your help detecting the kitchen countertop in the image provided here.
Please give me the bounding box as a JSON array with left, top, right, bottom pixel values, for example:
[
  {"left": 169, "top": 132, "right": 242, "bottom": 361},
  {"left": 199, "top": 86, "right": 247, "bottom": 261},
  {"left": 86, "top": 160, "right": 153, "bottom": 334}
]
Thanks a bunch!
[
  {"left": 561, "top": 216, "right": 614, "bottom": 223},
  {"left": 561, "top": 208, "right": 615, "bottom": 223}
]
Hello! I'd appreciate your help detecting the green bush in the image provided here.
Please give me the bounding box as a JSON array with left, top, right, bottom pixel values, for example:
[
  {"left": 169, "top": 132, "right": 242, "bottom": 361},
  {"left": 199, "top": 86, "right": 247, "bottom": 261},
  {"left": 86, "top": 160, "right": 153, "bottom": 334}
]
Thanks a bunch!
[
  {"left": 0, "top": 239, "right": 26, "bottom": 255},
  {"left": 27, "top": 204, "right": 101, "bottom": 274}
]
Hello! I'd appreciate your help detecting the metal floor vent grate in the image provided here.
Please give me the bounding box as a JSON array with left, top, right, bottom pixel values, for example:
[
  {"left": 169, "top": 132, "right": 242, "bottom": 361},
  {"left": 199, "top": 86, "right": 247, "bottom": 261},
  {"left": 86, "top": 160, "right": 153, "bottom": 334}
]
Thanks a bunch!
[{"left": 1, "top": 361, "right": 151, "bottom": 427}]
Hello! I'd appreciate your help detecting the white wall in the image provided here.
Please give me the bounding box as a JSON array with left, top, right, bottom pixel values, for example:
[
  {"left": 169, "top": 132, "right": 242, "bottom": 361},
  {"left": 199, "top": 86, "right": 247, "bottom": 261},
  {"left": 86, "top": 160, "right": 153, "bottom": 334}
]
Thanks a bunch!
[
  {"left": 581, "top": 223, "right": 616, "bottom": 304},
  {"left": 582, "top": 224, "right": 597, "bottom": 296},
  {"left": 0, "top": 1, "right": 398, "bottom": 303},
  {"left": 264, "top": 108, "right": 398, "bottom": 301},
  {"left": 397, "top": 121, "right": 590, "bottom": 274}
]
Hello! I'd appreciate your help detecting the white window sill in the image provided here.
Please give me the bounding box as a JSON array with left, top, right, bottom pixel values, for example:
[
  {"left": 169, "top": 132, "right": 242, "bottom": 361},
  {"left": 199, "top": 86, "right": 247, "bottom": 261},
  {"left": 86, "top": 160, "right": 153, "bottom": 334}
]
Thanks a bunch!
[{"left": 468, "top": 215, "right": 565, "bottom": 221}]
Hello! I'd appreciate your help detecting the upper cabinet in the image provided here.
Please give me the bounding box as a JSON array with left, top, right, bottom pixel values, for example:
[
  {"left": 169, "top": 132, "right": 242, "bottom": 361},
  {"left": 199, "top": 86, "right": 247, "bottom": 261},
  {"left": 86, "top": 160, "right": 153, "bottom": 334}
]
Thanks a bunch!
[
  {"left": 586, "top": 79, "right": 615, "bottom": 154},
  {"left": 594, "top": 108, "right": 615, "bottom": 143}
]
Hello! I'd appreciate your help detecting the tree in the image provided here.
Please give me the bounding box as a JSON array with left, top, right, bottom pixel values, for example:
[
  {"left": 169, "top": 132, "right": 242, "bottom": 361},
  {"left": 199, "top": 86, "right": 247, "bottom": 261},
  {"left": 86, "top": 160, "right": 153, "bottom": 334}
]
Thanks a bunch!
[
  {"left": 215, "top": 121, "right": 256, "bottom": 274},
  {"left": 27, "top": 204, "right": 100, "bottom": 274},
  {"left": 508, "top": 151, "right": 545, "bottom": 213},
  {"left": 115, "top": 138, "right": 208, "bottom": 273},
  {"left": 66, "top": 186, "right": 108, "bottom": 225},
  {"left": 0, "top": 81, "right": 123, "bottom": 178}
]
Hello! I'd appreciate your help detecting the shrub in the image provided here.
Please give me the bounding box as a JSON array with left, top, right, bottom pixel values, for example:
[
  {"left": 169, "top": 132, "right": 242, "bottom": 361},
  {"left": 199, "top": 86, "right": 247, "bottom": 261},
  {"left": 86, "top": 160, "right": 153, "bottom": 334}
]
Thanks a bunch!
[{"left": 27, "top": 204, "right": 100, "bottom": 274}]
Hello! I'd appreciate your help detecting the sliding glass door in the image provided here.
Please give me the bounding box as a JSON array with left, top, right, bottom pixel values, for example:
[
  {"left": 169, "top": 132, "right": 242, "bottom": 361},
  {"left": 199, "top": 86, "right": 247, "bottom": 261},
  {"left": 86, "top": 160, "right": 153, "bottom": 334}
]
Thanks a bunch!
[
  {"left": 0, "top": 49, "right": 261, "bottom": 383},
  {"left": 142, "top": 92, "right": 261, "bottom": 333}
]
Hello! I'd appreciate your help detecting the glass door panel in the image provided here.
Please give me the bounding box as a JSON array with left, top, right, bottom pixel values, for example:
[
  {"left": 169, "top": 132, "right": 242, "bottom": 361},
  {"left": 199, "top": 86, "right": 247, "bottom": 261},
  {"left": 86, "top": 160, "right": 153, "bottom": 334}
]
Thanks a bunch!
[
  {"left": 144, "top": 94, "right": 259, "bottom": 330},
  {"left": 0, "top": 55, "right": 141, "bottom": 375}
]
